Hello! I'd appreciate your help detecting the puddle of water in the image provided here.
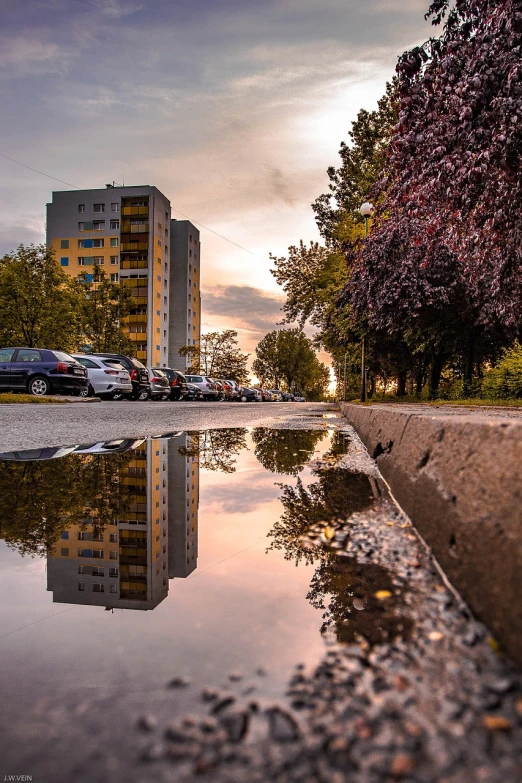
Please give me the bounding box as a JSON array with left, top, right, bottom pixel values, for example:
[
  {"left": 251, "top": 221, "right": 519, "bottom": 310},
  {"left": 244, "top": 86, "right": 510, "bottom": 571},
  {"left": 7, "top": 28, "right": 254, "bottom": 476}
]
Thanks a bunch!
[{"left": 0, "top": 427, "right": 406, "bottom": 777}]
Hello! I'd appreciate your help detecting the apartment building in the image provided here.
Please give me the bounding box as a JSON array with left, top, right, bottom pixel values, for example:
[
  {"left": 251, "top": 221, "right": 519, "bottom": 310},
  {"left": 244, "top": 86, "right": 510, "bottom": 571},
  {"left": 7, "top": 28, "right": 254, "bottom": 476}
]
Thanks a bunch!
[
  {"left": 170, "top": 219, "right": 201, "bottom": 369},
  {"left": 46, "top": 185, "right": 200, "bottom": 368},
  {"left": 168, "top": 435, "right": 199, "bottom": 578}
]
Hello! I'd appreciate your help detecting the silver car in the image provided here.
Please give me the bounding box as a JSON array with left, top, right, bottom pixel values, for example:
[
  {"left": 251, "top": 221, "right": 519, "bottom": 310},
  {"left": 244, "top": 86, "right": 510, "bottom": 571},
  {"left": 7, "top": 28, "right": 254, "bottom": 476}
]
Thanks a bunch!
[
  {"left": 185, "top": 374, "right": 219, "bottom": 400},
  {"left": 73, "top": 354, "right": 133, "bottom": 399}
]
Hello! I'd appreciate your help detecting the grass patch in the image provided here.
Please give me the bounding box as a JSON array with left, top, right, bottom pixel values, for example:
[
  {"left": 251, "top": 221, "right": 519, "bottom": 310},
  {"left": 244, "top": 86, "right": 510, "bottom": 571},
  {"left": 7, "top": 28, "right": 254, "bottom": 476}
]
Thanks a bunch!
[
  {"left": 346, "top": 397, "right": 522, "bottom": 408},
  {"left": 0, "top": 393, "right": 69, "bottom": 404}
]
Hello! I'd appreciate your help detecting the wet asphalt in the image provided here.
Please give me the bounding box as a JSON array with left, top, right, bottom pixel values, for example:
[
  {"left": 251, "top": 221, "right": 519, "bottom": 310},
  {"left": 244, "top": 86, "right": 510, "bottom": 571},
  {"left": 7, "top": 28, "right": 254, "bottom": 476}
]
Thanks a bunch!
[{"left": 0, "top": 400, "right": 336, "bottom": 452}]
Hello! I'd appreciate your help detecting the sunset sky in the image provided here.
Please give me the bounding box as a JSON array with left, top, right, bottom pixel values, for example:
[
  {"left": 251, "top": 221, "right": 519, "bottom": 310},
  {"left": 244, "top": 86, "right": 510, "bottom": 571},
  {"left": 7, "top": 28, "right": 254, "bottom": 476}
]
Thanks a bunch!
[{"left": 0, "top": 0, "right": 431, "bottom": 361}]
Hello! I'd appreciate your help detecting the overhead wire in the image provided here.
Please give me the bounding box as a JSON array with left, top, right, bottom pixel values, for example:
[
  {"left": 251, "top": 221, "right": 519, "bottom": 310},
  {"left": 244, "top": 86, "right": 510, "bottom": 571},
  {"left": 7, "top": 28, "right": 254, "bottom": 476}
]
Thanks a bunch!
[{"left": 0, "top": 152, "right": 268, "bottom": 262}]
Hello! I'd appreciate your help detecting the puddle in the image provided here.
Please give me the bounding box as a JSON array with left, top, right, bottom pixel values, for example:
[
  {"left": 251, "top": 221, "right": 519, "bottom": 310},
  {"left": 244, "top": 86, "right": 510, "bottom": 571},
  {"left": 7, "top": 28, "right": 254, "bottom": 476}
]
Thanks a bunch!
[{"left": 0, "top": 427, "right": 409, "bottom": 779}]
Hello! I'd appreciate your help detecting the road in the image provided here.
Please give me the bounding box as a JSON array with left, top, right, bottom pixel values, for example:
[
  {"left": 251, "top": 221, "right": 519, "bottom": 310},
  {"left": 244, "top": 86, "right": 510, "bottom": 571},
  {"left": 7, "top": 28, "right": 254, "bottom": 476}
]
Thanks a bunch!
[{"left": 0, "top": 400, "right": 336, "bottom": 451}]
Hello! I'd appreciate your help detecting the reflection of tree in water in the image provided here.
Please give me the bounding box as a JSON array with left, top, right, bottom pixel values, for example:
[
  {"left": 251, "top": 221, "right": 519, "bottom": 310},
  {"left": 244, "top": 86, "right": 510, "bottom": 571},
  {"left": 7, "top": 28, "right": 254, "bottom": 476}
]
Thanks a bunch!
[
  {"left": 268, "top": 466, "right": 411, "bottom": 645},
  {"left": 179, "top": 429, "right": 248, "bottom": 473},
  {"left": 0, "top": 453, "right": 135, "bottom": 557},
  {"left": 252, "top": 428, "right": 326, "bottom": 476},
  {"left": 268, "top": 468, "right": 374, "bottom": 565},
  {"left": 308, "top": 556, "right": 412, "bottom": 645}
]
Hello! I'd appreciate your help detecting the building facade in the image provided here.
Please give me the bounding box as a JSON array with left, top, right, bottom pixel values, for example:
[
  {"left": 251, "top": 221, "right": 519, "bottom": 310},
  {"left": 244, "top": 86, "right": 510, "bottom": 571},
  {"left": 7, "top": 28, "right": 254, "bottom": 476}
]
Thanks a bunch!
[
  {"left": 169, "top": 219, "right": 201, "bottom": 370},
  {"left": 46, "top": 185, "right": 200, "bottom": 368}
]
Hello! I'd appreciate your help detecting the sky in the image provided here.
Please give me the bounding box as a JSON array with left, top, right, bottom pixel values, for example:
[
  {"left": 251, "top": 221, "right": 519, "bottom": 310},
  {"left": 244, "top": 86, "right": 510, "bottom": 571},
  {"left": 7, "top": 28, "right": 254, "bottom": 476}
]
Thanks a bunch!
[{"left": 0, "top": 0, "right": 432, "bottom": 366}]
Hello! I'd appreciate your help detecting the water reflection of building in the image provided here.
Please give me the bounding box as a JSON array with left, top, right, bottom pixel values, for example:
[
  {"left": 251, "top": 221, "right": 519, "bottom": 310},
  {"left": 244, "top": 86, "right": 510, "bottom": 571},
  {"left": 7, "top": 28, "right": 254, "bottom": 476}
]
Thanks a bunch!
[
  {"left": 46, "top": 437, "right": 199, "bottom": 611},
  {"left": 168, "top": 436, "right": 199, "bottom": 578}
]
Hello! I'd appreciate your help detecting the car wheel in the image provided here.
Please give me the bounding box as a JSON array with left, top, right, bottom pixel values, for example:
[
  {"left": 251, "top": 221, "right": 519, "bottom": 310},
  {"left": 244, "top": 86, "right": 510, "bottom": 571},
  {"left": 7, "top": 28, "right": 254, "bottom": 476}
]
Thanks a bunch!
[
  {"left": 28, "top": 376, "right": 51, "bottom": 396},
  {"left": 138, "top": 390, "right": 150, "bottom": 401},
  {"left": 80, "top": 383, "right": 94, "bottom": 398},
  {"left": 240, "top": 395, "right": 248, "bottom": 402},
  {"left": 160, "top": 394, "right": 169, "bottom": 401},
  {"left": 111, "top": 391, "right": 124, "bottom": 401}
]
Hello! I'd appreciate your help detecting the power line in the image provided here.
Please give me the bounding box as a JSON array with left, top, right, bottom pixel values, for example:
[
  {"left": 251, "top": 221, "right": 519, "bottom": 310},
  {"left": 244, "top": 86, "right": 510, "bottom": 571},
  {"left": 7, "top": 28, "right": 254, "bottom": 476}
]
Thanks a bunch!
[{"left": 0, "top": 152, "right": 269, "bottom": 262}]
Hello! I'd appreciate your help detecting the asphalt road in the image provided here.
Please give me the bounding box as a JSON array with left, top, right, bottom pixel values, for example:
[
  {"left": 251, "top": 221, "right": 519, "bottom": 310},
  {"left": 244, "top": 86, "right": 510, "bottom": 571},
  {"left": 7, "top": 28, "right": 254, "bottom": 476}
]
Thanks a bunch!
[{"left": 0, "top": 400, "right": 336, "bottom": 451}]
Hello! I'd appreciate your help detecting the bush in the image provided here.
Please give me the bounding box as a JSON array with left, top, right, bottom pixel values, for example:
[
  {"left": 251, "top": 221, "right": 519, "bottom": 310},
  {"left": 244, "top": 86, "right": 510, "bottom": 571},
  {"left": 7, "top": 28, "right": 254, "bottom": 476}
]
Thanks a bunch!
[{"left": 482, "top": 344, "right": 522, "bottom": 399}]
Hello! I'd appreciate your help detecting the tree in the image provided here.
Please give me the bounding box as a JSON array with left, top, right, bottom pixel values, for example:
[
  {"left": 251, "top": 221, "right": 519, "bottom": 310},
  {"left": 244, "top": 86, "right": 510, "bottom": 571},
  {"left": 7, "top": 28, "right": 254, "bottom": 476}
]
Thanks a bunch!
[
  {"left": 178, "top": 429, "right": 248, "bottom": 473},
  {"left": 0, "top": 244, "right": 84, "bottom": 352},
  {"left": 252, "top": 428, "right": 327, "bottom": 476},
  {"left": 80, "top": 265, "right": 135, "bottom": 354},
  {"left": 180, "top": 330, "right": 250, "bottom": 383},
  {"left": 252, "top": 328, "right": 330, "bottom": 398}
]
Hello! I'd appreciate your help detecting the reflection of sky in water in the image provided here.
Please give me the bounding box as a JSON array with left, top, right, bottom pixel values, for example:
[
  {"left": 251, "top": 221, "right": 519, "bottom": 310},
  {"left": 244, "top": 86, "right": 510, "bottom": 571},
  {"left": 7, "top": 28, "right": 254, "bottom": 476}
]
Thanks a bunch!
[{"left": 0, "top": 430, "right": 335, "bottom": 761}]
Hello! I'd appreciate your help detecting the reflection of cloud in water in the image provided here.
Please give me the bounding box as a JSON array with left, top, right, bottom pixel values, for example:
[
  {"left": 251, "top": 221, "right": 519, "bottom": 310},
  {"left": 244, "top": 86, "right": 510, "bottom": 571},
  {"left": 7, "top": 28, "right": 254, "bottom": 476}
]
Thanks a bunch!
[{"left": 204, "top": 475, "right": 282, "bottom": 514}]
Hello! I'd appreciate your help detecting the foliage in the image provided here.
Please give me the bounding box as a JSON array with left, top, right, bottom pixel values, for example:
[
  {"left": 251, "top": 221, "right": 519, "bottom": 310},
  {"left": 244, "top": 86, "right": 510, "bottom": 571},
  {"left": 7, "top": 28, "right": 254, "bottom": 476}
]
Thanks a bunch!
[
  {"left": 80, "top": 264, "right": 135, "bottom": 354},
  {"left": 252, "top": 328, "right": 330, "bottom": 398},
  {"left": 252, "top": 428, "right": 326, "bottom": 476},
  {"left": 0, "top": 244, "right": 84, "bottom": 352},
  {"left": 0, "top": 451, "right": 135, "bottom": 557},
  {"left": 482, "top": 343, "right": 522, "bottom": 399},
  {"left": 179, "top": 429, "right": 248, "bottom": 473},
  {"left": 180, "top": 330, "right": 250, "bottom": 383}
]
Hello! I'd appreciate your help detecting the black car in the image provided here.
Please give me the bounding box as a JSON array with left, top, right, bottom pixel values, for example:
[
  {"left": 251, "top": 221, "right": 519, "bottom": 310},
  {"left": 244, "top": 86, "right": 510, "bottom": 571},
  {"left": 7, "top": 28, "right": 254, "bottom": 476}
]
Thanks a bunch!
[
  {"left": 159, "top": 368, "right": 188, "bottom": 400},
  {"left": 237, "top": 387, "right": 262, "bottom": 402},
  {"left": 185, "top": 383, "right": 204, "bottom": 401},
  {"left": 91, "top": 353, "right": 150, "bottom": 400},
  {"left": 0, "top": 347, "right": 88, "bottom": 396}
]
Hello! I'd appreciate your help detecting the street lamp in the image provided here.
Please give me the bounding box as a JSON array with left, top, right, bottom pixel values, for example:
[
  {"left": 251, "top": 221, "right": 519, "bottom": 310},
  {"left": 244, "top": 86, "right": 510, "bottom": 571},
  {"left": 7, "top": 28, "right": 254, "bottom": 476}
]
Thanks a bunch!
[{"left": 358, "top": 202, "right": 373, "bottom": 402}]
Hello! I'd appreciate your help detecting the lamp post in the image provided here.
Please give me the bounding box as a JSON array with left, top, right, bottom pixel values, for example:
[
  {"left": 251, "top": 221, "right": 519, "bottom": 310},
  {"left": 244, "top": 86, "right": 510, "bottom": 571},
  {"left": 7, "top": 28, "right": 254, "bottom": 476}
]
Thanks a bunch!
[{"left": 359, "top": 202, "right": 373, "bottom": 403}]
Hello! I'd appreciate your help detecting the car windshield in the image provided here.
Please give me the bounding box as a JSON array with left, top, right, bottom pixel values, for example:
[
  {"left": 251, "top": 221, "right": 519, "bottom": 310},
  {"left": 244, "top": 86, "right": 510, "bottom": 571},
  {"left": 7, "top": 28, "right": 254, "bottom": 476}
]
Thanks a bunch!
[
  {"left": 53, "top": 351, "right": 76, "bottom": 363},
  {"left": 131, "top": 359, "right": 146, "bottom": 369}
]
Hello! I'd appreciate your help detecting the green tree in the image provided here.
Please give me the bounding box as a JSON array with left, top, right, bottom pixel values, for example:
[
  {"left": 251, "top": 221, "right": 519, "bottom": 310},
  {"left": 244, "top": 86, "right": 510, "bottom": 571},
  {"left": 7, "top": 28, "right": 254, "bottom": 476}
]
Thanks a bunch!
[
  {"left": 252, "top": 428, "right": 327, "bottom": 476},
  {"left": 179, "top": 429, "right": 248, "bottom": 473},
  {"left": 179, "top": 330, "right": 250, "bottom": 382},
  {"left": 80, "top": 265, "right": 135, "bottom": 354},
  {"left": 0, "top": 244, "right": 84, "bottom": 351},
  {"left": 252, "top": 328, "right": 330, "bottom": 398}
]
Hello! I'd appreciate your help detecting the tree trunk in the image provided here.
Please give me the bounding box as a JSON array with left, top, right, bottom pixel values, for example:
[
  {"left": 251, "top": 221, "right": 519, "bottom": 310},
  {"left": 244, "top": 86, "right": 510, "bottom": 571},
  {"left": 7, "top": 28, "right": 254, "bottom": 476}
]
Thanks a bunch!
[
  {"left": 429, "top": 351, "right": 446, "bottom": 399},
  {"left": 397, "top": 370, "right": 407, "bottom": 397},
  {"left": 368, "top": 374, "right": 376, "bottom": 399},
  {"left": 415, "top": 368, "right": 424, "bottom": 397},
  {"left": 463, "top": 333, "right": 475, "bottom": 397}
]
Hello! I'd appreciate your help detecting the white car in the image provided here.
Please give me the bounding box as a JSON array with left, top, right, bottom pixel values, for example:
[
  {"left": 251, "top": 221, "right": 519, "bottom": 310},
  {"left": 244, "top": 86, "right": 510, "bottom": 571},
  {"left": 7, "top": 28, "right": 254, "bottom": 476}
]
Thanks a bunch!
[
  {"left": 72, "top": 354, "right": 133, "bottom": 399},
  {"left": 185, "top": 374, "right": 219, "bottom": 400}
]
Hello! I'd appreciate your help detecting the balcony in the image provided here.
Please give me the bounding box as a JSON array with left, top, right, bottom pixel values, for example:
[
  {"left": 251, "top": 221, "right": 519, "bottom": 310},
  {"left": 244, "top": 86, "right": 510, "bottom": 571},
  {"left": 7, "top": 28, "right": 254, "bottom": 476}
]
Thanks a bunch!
[
  {"left": 121, "top": 260, "right": 149, "bottom": 270},
  {"left": 124, "top": 313, "right": 147, "bottom": 324},
  {"left": 127, "top": 332, "right": 147, "bottom": 342},
  {"left": 121, "top": 242, "right": 148, "bottom": 252},
  {"left": 122, "top": 206, "right": 149, "bottom": 216}
]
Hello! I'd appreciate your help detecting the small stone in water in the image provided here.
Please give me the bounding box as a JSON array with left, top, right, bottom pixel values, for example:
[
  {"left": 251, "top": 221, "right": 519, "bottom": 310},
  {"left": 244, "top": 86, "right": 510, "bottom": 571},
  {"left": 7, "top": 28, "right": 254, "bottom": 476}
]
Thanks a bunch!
[
  {"left": 168, "top": 675, "right": 191, "bottom": 689},
  {"left": 391, "top": 753, "right": 416, "bottom": 777},
  {"left": 482, "top": 715, "right": 512, "bottom": 731},
  {"left": 229, "top": 671, "right": 243, "bottom": 682},
  {"left": 137, "top": 714, "right": 157, "bottom": 732},
  {"left": 140, "top": 742, "right": 164, "bottom": 763},
  {"left": 353, "top": 598, "right": 366, "bottom": 611},
  {"left": 268, "top": 707, "right": 300, "bottom": 742}
]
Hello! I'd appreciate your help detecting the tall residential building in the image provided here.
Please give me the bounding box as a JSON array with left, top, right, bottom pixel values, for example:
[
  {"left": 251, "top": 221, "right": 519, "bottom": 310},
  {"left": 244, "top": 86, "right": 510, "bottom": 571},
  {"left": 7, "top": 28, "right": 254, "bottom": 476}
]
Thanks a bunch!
[
  {"left": 46, "top": 185, "right": 200, "bottom": 368},
  {"left": 169, "top": 219, "right": 201, "bottom": 369}
]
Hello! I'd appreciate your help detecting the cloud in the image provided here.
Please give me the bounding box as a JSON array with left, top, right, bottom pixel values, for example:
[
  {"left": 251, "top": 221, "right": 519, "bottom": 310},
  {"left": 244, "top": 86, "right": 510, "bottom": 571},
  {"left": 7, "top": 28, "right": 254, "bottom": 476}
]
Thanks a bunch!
[
  {"left": 202, "top": 285, "right": 286, "bottom": 335},
  {"left": 0, "top": 37, "right": 71, "bottom": 76}
]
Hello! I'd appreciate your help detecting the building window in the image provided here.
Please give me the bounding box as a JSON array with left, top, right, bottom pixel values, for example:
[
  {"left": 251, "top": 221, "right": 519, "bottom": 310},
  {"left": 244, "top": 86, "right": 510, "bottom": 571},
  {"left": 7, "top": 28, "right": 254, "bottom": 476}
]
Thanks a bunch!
[
  {"left": 189, "top": 249, "right": 192, "bottom": 257},
  {"left": 92, "top": 583, "right": 104, "bottom": 593},
  {"left": 157, "top": 275, "right": 161, "bottom": 282},
  {"left": 163, "top": 313, "right": 167, "bottom": 321},
  {"left": 61, "top": 548, "right": 69, "bottom": 557},
  {"left": 110, "top": 237, "right": 119, "bottom": 247},
  {"left": 78, "top": 204, "right": 86, "bottom": 213},
  {"left": 109, "top": 533, "right": 117, "bottom": 542},
  {"left": 111, "top": 203, "right": 119, "bottom": 212},
  {"left": 157, "top": 257, "right": 161, "bottom": 264},
  {"left": 78, "top": 582, "right": 85, "bottom": 591},
  {"left": 157, "top": 239, "right": 161, "bottom": 247},
  {"left": 61, "top": 531, "right": 69, "bottom": 539},
  {"left": 110, "top": 584, "right": 118, "bottom": 593},
  {"left": 93, "top": 203, "right": 105, "bottom": 213},
  {"left": 110, "top": 220, "right": 119, "bottom": 230},
  {"left": 156, "top": 344, "right": 160, "bottom": 350},
  {"left": 164, "top": 296, "right": 167, "bottom": 305},
  {"left": 60, "top": 257, "right": 69, "bottom": 266},
  {"left": 60, "top": 239, "right": 69, "bottom": 249},
  {"left": 109, "top": 551, "right": 118, "bottom": 560},
  {"left": 190, "top": 234, "right": 192, "bottom": 241},
  {"left": 78, "top": 221, "right": 93, "bottom": 231},
  {"left": 93, "top": 238, "right": 104, "bottom": 248},
  {"left": 109, "top": 567, "right": 118, "bottom": 577},
  {"left": 93, "top": 256, "right": 104, "bottom": 265},
  {"left": 110, "top": 256, "right": 118, "bottom": 265},
  {"left": 110, "top": 273, "right": 119, "bottom": 282},
  {"left": 78, "top": 257, "right": 93, "bottom": 266},
  {"left": 93, "top": 220, "right": 105, "bottom": 230}
]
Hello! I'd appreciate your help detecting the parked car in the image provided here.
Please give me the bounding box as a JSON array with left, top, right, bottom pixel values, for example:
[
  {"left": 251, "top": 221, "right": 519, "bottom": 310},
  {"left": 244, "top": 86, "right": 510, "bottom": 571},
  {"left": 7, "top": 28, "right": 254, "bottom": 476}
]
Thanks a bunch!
[
  {"left": 269, "top": 389, "right": 284, "bottom": 401},
  {"left": 0, "top": 347, "right": 88, "bottom": 396},
  {"left": 237, "top": 387, "right": 262, "bottom": 402},
  {"left": 294, "top": 396, "right": 306, "bottom": 402},
  {"left": 185, "top": 382, "right": 204, "bottom": 401},
  {"left": 225, "top": 380, "right": 241, "bottom": 399},
  {"left": 148, "top": 368, "right": 170, "bottom": 400},
  {"left": 159, "top": 368, "right": 188, "bottom": 400},
  {"left": 91, "top": 353, "right": 150, "bottom": 400},
  {"left": 218, "top": 380, "right": 236, "bottom": 400},
  {"left": 281, "top": 392, "right": 295, "bottom": 402},
  {"left": 72, "top": 354, "right": 132, "bottom": 399},
  {"left": 72, "top": 439, "right": 145, "bottom": 455},
  {"left": 185, "top": 374, "right": 219, "bottom": 400}
]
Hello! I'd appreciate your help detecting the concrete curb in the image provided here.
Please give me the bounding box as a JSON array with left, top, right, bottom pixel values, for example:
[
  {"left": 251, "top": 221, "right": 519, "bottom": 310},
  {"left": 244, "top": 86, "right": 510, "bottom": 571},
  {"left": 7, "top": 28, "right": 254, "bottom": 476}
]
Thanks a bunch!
[{"left": 340, "top": 402, "right": 522, "bottom": 666}]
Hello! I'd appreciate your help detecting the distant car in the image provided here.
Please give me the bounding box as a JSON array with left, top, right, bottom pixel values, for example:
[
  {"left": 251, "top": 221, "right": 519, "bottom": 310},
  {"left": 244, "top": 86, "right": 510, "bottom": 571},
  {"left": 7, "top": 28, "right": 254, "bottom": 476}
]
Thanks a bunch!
[
  {"left": 185, "top": 382, "right": 204, "bottom": 401},
  {"left": 269, "top": 389, "right": 284, "bottom": 401},
  {"left": 281, "top": 392, "right": 295, "bottom": 402},
  {"left": 147, "top": 368, "right": 170, "bottom": 400},
  {"left": 294, "top": 396, "right": 306, "bottom": 402},
  {"left": 185, "top": 374, "right": 219, "bottom": 400},
  {"left": 72, "top": 354, "right": 132, "bottom": 399},
  {"left": 0, "top": 347, "right": 88, "bottom": 396},
  {"left": 72, "top": 439, "right": 145, "bottom": 455},
  {"left": 91, "top": 353, "right": 150, "bottom": 400},
  {"left": 238, "top": 387, "right": 262, "bottom": 402},
  {"left": 225, "top": 380, "right": 241, "bottom": 399},
  {"left": 159, "top": 368, "right": 188, "bottom": 400},
  {"left": 218, "top": 380, "right": 236, "bottom": 400},
  {"left": 0, "top": 446, "right": 78, "bottom": 461}
]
